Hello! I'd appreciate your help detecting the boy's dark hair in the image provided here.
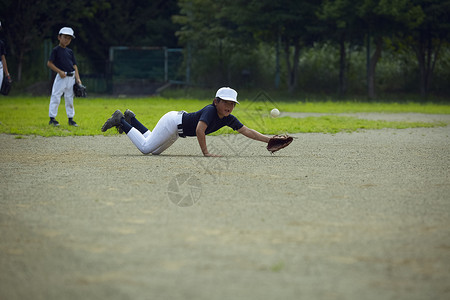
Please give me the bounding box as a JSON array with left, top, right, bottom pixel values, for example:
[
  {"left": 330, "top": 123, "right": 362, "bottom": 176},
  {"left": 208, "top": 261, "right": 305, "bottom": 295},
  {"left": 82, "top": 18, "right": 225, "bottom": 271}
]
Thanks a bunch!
[{"left": 213, "top": 97, "right": 236, "bottom": 106}]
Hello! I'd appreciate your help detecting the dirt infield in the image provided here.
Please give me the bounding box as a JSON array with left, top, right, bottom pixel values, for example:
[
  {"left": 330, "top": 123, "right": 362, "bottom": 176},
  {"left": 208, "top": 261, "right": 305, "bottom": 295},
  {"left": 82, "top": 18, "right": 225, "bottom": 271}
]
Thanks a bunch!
[{"left": 1, "top": 115, "right": 449, "bottom": 300}]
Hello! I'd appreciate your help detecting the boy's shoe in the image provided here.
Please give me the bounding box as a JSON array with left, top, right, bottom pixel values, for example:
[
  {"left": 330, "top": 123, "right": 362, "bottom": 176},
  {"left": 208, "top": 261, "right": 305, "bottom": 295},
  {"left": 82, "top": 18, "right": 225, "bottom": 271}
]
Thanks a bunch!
[
  {"left": 124, "top": 109, "right": 136, "bottom": 123},
  {"left": 101, "top": 110, "right": 124, "bottom": 132},
  {"left": 68, "top": 119, "right": 79, "bottom": 127},
  {"left": 49, "top": 119, "right": 60, "bottom": 126},
  {"left": 118, "top": 109, "right": 136, "bottom": 134}
]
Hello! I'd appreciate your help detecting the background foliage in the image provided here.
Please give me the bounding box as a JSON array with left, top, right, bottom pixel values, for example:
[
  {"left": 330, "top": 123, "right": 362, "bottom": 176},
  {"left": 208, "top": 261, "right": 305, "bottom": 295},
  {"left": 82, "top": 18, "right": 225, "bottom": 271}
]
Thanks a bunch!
[{"left": 1, "top": 0, "right": 449, "bottom": 100}]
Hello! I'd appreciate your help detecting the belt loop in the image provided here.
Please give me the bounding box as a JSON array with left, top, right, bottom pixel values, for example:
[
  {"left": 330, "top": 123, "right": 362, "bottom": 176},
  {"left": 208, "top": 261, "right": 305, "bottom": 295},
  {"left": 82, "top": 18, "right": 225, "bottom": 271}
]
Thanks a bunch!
[
  {"left": 177, "top": 111, "right": 186, "bottom": 138},
  {"left": 177, "top": 124, "right": 185, "bottom": 138}
]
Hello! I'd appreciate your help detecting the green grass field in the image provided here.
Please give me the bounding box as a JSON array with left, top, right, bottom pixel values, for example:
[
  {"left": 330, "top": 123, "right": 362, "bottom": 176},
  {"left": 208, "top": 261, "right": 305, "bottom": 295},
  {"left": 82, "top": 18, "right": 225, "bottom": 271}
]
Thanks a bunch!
[{"left": 0, "top": 96, "right": 448, "bottom": 137}]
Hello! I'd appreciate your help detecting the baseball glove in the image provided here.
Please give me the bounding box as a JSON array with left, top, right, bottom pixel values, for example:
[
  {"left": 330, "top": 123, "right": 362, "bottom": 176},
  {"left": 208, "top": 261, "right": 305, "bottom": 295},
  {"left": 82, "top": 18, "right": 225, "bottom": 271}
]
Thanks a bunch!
[
  {"left": 267, "top": 134, "right": 293, "bottom": 154},
  {"left": 1, "top": 75, "right": 12, "bottom": 96},
  {"left": 73, "top": 83, "right": 87, "bottom": 97}
]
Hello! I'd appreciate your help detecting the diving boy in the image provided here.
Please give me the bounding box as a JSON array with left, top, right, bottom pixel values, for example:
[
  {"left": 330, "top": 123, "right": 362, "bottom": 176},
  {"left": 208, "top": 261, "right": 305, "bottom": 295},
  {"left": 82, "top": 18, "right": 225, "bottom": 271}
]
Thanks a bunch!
[{"left": 101, "top": 87, "right": 272, "bottom": 156}]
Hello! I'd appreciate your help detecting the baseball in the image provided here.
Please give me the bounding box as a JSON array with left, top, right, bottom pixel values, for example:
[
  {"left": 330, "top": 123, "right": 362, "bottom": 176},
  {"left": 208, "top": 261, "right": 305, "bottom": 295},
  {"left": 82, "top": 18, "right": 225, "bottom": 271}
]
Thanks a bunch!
[{"left": 270, "top": 108, "right": 280, "bottom": 118}]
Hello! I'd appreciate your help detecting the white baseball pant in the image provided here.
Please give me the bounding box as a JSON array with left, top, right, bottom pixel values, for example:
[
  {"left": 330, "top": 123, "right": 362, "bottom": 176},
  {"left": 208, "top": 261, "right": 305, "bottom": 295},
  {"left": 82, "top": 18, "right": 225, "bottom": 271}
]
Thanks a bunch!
[
  {"left": 127, "top": 111, "right": 183, "bottom": 155},
  {"left": 0, "top": 64, "right": 4, "bottom": 88},
  {"left": 49, "top": 73, "right": 76, "bottom": 118}
]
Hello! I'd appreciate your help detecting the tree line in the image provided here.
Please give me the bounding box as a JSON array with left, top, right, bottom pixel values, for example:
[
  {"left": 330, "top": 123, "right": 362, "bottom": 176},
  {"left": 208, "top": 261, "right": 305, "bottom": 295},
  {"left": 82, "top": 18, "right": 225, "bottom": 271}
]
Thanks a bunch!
[{"left": 1, "top": 0, "right": 449, "bottom": 99}]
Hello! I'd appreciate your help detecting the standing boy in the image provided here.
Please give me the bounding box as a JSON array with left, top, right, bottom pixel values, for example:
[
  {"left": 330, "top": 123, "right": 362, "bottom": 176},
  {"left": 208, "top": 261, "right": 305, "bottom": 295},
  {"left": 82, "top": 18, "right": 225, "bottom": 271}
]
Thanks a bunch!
[
  {"left": 47, "top": 27, "right": 82, "bottom": 127},
  {"left": 0, "top": 21, "right": 11, "bottom": 92}
]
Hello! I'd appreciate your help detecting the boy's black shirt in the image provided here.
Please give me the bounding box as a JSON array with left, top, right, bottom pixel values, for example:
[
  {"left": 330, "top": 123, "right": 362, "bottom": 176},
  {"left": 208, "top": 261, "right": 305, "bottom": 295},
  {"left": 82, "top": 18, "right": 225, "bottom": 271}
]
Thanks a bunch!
[
  {"left": 0, "top": 40, "right": 6, "bottom": 57},
  {"left": 49, "top": 46, "right": 77, "bottom": 73},
  {"left": 181, "top": 104, "right": 243, "bottom": 137}
]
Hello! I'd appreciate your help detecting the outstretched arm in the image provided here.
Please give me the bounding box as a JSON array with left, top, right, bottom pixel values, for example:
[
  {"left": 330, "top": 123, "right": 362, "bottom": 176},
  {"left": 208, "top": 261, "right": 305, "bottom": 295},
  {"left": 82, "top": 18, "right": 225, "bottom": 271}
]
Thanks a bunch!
[{"left": 238, "top": 125, "right": 270, "bottom": 143}]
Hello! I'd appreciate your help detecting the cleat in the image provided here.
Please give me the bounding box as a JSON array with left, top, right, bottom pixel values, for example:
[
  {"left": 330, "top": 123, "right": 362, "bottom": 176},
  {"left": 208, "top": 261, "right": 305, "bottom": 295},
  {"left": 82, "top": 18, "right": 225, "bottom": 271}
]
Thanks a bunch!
[
  {"left": 49, "top": 119, "right": 60, "bottom": 126},
  {"left": 118, "top": 109, "right": 136, "bottom": 134},
  {"left": 101, "top": 110, "right": 123, "bottom": 132},
  {"left": 68, "top": 120, "right": 79, "bottom": 127},
  {"left": 124, "top": 109, "right": 136, "bottom": 123}
]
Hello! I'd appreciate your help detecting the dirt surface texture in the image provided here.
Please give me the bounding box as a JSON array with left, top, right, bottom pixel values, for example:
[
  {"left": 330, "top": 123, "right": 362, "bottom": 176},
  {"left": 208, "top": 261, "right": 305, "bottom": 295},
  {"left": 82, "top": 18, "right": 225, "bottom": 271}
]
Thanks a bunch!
[{"left": 1, "top": 113, "right": 449, "bottom": 300}]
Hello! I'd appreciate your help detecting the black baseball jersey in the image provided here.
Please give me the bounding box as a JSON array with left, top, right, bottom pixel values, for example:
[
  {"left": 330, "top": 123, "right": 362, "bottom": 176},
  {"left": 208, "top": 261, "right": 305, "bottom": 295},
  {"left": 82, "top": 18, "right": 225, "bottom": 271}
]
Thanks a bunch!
[
  {"left": 48, "top": 46, "right": 77, "bottom": 72},
  {"left": 181, "top": 104, "right": 243, "bottom": 137},
  {"left": 0, "top": 40, "right": 6, "bottom": 57}
]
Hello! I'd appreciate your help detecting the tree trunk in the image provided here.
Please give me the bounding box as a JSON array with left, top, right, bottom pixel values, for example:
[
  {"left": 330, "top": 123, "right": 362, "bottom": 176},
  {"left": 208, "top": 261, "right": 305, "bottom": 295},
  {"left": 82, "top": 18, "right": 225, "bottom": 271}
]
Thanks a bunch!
[
  {"left": 17, "top": 50, "right": 24, "bottom": 82},
  {"left": 338, "top": 33, "right": 347, "bottom": 96},
  {"left": 416, "top": 37, "right": 427, "bottom": 97},
  {"left": 283, "top": 38, "right": 300, "bottom": 93},
  {"left": 367, "top": 36, "right": 383, "bottom": 100},
  {"left": 275, "top": 33, "right": 281, "bottom": 89},
  {"left": 283, "top": 41, "right": 292, "bottom": 91},
  {"left": 415, "top": 30, "right": 442, "bottom": 98},
  {"left": 218, "top": 39, "right": 225, "bottom": 85},
  {"left": 290, "top": 43, "right": 300, "bottom": 93}
]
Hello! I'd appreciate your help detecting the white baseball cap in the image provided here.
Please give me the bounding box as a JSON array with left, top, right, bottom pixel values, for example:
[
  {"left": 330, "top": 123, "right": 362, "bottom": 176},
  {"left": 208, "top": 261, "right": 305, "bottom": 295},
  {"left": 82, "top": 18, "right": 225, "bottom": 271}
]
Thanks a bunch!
[
  {"left": 215, "top": 87, "right": 239, "bottom": 104},
  {"left": 59, "top": 27, "right": 75, "bottom": 38}
]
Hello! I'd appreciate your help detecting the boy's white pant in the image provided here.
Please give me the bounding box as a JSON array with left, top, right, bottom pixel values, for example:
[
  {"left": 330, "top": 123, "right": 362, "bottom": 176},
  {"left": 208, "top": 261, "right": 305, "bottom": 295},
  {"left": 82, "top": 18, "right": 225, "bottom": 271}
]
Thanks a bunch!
[
  {"left": 49, "top": 74, "right": 76, "bottom": 118},
  {"left": 127, "top": 111, "right": 183, "bottom": 155},
  {"left": 0, "top": 65, "right": 3, "bottom": 88}
]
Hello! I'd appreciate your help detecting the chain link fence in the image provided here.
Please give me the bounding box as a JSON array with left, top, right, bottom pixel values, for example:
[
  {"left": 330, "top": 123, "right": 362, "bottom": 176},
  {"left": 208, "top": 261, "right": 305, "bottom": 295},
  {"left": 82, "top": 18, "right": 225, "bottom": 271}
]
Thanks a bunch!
[{"left": 75, "top": 47, "right": 185, "bottom": 95}]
